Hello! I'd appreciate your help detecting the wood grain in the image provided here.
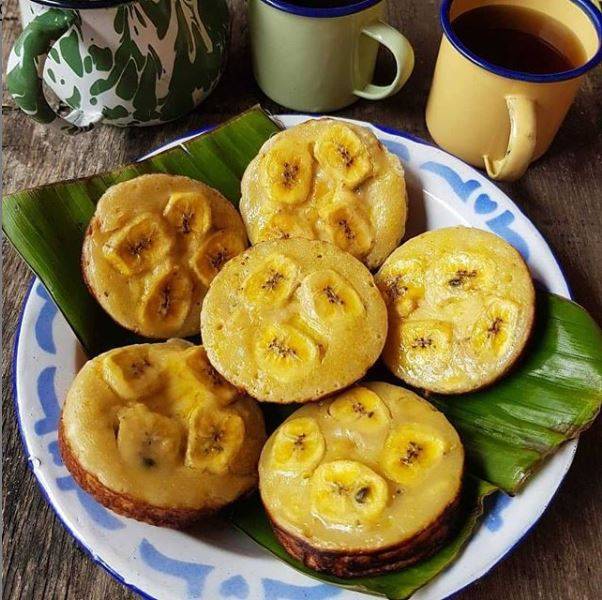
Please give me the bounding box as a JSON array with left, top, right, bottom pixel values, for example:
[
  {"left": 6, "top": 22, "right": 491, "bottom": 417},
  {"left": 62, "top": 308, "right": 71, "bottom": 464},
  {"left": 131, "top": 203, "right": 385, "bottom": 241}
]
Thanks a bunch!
[{"left": 2, "top": 0, "right": 601, "bottom": 598}]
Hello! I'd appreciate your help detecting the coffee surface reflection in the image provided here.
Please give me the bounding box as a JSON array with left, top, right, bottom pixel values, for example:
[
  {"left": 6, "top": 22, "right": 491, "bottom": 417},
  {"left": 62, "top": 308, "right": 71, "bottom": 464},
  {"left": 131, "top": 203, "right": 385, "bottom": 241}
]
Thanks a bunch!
[{"left": 452, "top": 5, "right": 587, "bottom": 74}]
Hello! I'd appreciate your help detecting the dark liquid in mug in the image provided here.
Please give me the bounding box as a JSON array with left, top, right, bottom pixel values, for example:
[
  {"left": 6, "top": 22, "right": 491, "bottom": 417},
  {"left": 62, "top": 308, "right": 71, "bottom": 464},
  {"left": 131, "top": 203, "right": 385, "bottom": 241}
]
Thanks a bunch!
[
  {"left": 452, "top": 5, "right": 587, "bottom": 74},
  {"left": 284, "top": 1, "right": 362, "bottom": 7}
]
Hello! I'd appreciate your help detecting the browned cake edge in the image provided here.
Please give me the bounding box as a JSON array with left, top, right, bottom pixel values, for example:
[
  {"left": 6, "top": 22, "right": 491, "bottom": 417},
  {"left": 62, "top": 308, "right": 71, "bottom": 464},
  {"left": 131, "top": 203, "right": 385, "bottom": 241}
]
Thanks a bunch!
[
  {"left": 58, "top": 418, "right": 256, "bottom": 529},
  {"left": 265, "top": 485, "right": 462, "bottom": 578}
]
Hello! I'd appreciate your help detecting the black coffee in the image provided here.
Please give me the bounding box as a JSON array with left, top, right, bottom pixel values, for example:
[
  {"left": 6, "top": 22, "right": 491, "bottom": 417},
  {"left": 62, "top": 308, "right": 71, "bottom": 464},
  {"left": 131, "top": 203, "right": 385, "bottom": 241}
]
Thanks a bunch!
[
  {"left": 452, "top": 5, "right": 587, "bottom": 75},
  {"left": 285, "top": 1, "right": 360, "bottom": 8}
]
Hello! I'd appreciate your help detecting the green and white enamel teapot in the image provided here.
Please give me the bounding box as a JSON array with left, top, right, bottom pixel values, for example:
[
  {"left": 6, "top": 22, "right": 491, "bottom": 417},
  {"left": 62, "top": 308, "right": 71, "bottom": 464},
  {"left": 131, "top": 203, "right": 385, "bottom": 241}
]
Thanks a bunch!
[{"left": 7, "top": 0, "right": 229, "bottom": 132}]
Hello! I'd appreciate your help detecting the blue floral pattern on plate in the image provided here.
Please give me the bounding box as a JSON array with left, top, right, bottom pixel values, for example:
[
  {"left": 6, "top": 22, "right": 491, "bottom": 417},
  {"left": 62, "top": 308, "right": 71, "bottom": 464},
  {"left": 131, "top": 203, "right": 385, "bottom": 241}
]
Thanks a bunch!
[
  {"left": 419, "top": 161, "right": 529, "bottom": 259},
  {"left": 139, "top": 539, "right": 214, "bottom": 597}
]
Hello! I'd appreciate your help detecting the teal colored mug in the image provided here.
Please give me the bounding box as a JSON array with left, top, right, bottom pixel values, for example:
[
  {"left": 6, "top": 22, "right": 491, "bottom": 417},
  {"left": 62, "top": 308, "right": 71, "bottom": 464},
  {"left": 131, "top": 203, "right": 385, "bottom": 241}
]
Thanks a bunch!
[
  {"left": 248, "top": 0, "right": 415, "bottom": 112},
  {"left": 7, "top": 0, "right": 230, "bottom": 133}
]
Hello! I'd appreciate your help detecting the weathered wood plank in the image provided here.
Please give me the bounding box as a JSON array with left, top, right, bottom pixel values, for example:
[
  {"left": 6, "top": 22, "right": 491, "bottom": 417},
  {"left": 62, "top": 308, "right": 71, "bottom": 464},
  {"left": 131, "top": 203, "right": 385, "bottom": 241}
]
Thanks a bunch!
[{"left": 3, "top": 0, "right": 601, "bottom": 598}]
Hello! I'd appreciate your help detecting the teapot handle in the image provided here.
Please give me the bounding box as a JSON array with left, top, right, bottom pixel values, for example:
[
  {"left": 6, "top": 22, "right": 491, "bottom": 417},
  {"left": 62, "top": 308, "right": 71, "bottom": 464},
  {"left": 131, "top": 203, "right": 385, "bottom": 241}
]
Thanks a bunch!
[{"left": 6, "top": 9, "right": 102, "bottom": 134}]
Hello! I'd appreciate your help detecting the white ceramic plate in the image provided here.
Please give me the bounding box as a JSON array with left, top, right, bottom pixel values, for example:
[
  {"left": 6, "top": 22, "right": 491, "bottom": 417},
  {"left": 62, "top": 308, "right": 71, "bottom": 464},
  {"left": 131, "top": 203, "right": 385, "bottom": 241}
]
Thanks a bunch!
[{"left": 14, "top": 114, "right": 575, "bottom": 600}]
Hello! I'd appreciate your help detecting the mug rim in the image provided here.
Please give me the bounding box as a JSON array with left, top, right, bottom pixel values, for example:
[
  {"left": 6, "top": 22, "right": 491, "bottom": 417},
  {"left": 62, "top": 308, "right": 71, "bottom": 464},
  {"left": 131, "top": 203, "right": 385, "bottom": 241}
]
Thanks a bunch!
[
  {"left": 25, "top": 0, "right": 132, "bottom": 9},
  {"left": 441, "top": 0, "right": 602, "bottom": 82},
  {"left": 259, "top": 0, "right": 383, "bottom": 19}
]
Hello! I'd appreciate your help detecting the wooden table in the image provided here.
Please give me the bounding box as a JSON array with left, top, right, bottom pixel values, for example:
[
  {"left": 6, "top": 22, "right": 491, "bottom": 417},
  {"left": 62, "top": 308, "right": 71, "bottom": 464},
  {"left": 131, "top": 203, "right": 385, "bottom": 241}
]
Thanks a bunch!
[{"left": 3, "top": 1, "right": 601, "bottom": 598}]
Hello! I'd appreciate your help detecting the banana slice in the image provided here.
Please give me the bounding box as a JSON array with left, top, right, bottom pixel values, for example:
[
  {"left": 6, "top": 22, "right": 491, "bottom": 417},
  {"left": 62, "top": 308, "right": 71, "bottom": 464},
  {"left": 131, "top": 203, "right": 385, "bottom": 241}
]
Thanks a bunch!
[
  {"left": 263, "top": 140, "right": 314, "bottom": 206},
  {"left": 102, "top": 346, "right": 163, "bottom": 400},
  {"left": 318, "top": 188, "right": 374, "bottom": 258},
  {"left": 377, "top": 258, "right": 425, "bottom": 318},
  {"left": 103, "top": 213, "right": 172, "bottom": 276},
  {"left": 243, "top": 254, "right": 301, "bottom": 307},
  {"left": 139, "top": 267, "right": 193, "bottom": 336},
  {"left": 470, "top": 297, "right": 519, "bottom": 359},
  {"left": 428, "top": 251, "right": 495, "bottom": 301},
  {"left": 328, "top": 387, "right": 391, "bottom": 433},
  {"left": 190, "top": 230, "right": 247, "bottom": 286},
  {"left": 381, "top": 424, "right": 446, "bottom": 486},
  {"left": 117, "top": 403, "right": 182, "bottom": 469},
  {"left": 314, "top": 123, "right": 373, "bottom": 188},
  {"left": 310, "top": 460, "right": 388, "bottom": 526},
  {"left": 271, "top": 417, "right": 325, "bottom": 474},
  {"left": 399, "top": 320, "right": 453, "bottom": 371},
  {"left": 255, "top": 323, "right": 320, "bottom": 382},
  {"left": 299, "top": 269, "right": 365, "bottom": 323},
  {"left": 163, "top": 191, "right": 212, "bottom": 237},
  {"left": 181, "top": 346, "right": 237, "bottom": 406},
  {"left": 257, "top": 212, "right": 315, "bottom": 243},
  {"left": 185, "top": 407, "right": 245, "bottom": 474}
]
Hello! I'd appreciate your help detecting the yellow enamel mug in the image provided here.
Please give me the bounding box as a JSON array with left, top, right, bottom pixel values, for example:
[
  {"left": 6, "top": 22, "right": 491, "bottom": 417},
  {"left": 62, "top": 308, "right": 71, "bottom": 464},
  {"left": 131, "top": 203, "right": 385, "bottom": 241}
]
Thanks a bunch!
[{"left": 426, "top": 0, "right": 602, "bottom": 181}]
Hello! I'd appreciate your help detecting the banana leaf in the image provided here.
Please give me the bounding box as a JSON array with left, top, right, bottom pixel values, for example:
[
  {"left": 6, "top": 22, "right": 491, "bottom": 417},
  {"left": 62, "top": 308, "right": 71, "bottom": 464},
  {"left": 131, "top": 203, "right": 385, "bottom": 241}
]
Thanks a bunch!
[
  {"left": 4, "top": 106, "right": 601, "bottom": 598},
  {"left": 430, "top": 293, "right": 602, "bottom": 493}
]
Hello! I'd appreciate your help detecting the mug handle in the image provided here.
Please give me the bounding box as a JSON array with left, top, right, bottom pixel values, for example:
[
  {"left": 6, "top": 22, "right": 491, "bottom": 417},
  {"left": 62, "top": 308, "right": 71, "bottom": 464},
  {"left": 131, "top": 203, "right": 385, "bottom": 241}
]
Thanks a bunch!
[
  {"left": 353, "top": 21, "right": 415, "bottom": 100},
  {"left": 483, "top": 95, "right": 537, "bottom": 181},
  {"left": 6, "top": 9, "right": 102, "bottom": 134}
]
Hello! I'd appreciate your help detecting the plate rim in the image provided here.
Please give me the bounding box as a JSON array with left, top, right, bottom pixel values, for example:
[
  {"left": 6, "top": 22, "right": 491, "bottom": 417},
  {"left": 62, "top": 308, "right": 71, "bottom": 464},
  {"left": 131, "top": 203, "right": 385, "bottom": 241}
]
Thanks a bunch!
[{"left": 12, "top": 115, "right": 577, "bottom": 600}]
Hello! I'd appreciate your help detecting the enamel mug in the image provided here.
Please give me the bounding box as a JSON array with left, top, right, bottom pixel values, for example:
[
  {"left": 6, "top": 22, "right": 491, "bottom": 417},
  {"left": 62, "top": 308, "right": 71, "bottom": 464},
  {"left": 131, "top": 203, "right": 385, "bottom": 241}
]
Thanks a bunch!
[
  {"left": 248, "top": 0, "right": 415, "bottom": 112},
  {"left": 7, "top": 0, "right": 230, "bottom": 133},
  {"left": 426, "top": 0, "right": 602, "bottom": 181}
]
